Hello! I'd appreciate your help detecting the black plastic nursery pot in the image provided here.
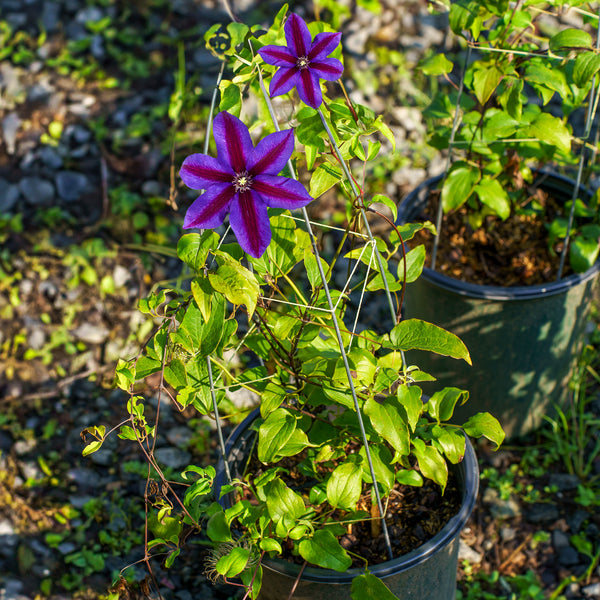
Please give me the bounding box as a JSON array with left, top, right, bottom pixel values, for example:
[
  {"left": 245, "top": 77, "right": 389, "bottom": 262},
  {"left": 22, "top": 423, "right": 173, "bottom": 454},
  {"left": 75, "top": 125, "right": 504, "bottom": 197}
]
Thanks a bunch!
[
  {"left": 397, "top": 172, "right": 600, "bottom": 439},
  {"left": 214, "top": 409, "right": 479, "bottom": 600}
]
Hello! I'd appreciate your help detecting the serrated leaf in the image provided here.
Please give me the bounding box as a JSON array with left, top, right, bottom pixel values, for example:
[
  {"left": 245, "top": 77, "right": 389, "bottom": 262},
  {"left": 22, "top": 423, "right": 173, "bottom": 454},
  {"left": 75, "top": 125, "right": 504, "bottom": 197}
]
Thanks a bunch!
[
  {"left": 326, "top": 461, "right": 363, "bottom": 510},
  {"left": 389, "top": 319, "right": 471, "bottom": 364},
  {"left": 298, "top": 529, "right": 352, "bottom": 572}
]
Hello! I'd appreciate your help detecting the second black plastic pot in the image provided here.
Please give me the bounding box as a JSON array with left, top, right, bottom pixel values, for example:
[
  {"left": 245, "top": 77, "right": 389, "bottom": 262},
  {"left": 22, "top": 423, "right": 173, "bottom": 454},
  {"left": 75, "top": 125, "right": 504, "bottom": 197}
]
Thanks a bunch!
[
  {"left": 397, "top": 172, "right": 600, "bottom": 439},
  {"left": 214, "top": 409, "right": 479, "bottom": 600}
]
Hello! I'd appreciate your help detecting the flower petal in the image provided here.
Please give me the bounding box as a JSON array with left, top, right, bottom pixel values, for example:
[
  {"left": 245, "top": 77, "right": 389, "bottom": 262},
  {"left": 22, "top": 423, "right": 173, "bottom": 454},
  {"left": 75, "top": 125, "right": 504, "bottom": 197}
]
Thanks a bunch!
[
  {"left": 258, "top": 45, "right": 296, "bottom": 67},
  {"left": 248, "top": 129, "right": 294, "bottom": 176},
  {"left": 253, "top": 175, "right": 313, "bottom": 209},
  {"left": 183, "top": 183, "right": 236, "bottom": 229},
  {"left": 308, "top": 31, "right": 342, "bottom": 61},
  {"left": 180, "top": 154, "right": 233, "bottom": 190},
  {"left": 284, "top": 13, "right": 311, "bottom": 57},
  {"left": 229, "top": 191, "right": 272, "bottom": 258},
  {"left": 213, "top": 111, "right": 254, "bottom": 173},
  {"left": 296, "top": 68, "right": 322, "bottom": 108},
  {"left": 310, "top": 58, "right": 344, "bottom": 81},
  {"left": 269, "top": 66, "right": 300, "bottom": 98}
]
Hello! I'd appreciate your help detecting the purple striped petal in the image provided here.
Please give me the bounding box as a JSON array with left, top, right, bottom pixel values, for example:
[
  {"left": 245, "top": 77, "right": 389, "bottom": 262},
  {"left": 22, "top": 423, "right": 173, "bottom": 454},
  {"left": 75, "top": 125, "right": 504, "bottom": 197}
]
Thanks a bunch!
[
  {"left": 248, "top": 129, "right": 294, "bottom": 176},
  {"left": 253, "top": 175, "right": 313, "bottom": 209},
  {"left": 269, "top": 66, "right": 300, "bottom": 98},
  {"left": 284, "top": 13, "right": 311, "bottom": 57},
  {"left": 229, "top": 191, "right": 271, "bottom": 258},
  {"left": 309, "top": 58, "right": 344, "bottom": 81},
  {"left": 296, "top": 69, "right": 322, "bottom": 108},
  {"left": 183, "top": 183, "right": 236, "bottom": 229},
  {"left": 308, "top": 31, "right": 342, "bottom": 61},
  {"left": 213, "top": 111, "right": 254, "bottom": 173},
  {"left": 258, "top": 45, "right": 296, "bottom": 67},
  {"left": 179, "top": 154, "right": 233, "bottom": 190}
]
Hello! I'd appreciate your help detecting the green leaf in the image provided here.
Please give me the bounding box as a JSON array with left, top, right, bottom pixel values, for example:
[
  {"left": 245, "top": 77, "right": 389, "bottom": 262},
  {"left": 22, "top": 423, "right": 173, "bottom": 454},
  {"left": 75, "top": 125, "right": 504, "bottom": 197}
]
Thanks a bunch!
[
  {"left": 463, "top": 412, "right": 505, "bottom": 448},
  {"left": 359, "top": 444, "right": 395, "bottom": 493},
  {"left": 266, "top": 478, "right": 305, "bottom": 522},
  {"left": 298, "top": 529, "right": 352, "bottom": 572},
  {"left": 304, "top": 249, "right": 331, "bottom": 290},
  {"left": 441, "top": 162, "right": 480, "bottom": 212},
  {"left": 549, "top": 28, "right": 592, "bottom": 51},
  {"left": 82, "top": 440, "right": 103, "bottom": 457},
  {"left": 474, "top": 178, "right": 511, "bottom": 220},
  {"left": 148, "top": 514, "right": 182, "bottom": 545},
  {"left": 472, "top": 61, "right": 503, "bottom": 105},
  {"left": 260, "top": 538, "right": 282, "bottom": 554},
  {"left": 258, "top": 408, "right": 296, "bottom": 463},
  {"left": 525, "top": 62, "right": 568, "bottom": 103},
  {"left": 397, "top": 384, "right": 423, "bottom": 432},
  {"left": 365, "top": 396, "right": 410, "bottom": 460},
  {"left": 419, "top": 53, "right": 454, "bottom": 76},
  {"left": 191, "top": 277, "right": 213, "bottom": 323},
  {"left": 177, "top": 231, "right": 218, "bottom": 271},
  {"left": 397, "top": 244, "right": 426, "bottom": 283},
  {"left": 396, "top": 469, "right": 423, "bottom": 486},
  {"left": 351, "top": 572, "right": 398, "bottom": 600},
  {"left": 216, "top": 546, "right": 251, "bottom": 577},
  {"left": 369, "top": 193, "right": 398, "bottom": 222},
  {"left": 326, "top": 461, "right": 363, "bottom": 510},
  {"left": 574, "top": 52, "right": 600, "bottom": 88},
  {"left": 207, "top": 511, "right": 232, "bottom": 542},
  {"left": 322, "top": 383, "right": 355, "bottom": 410},
  {"left": 526, "top": 113, "right": 571, "bottom": 154},
  {"left": 432, "top": 426, "right": 466, "bottom": 464},
  {"left": 209, "top": 253, "right": 259, "bottom": 317},
  {"left": 309, "top": 162, "right": 344, "bottom": 198},
  {"left": 389, "top": 319, "right": 471, "bottom": 364},
  {"left": 412, "top": 438, "right": 448, "bottom": 492},
  {"left": 164, "top": 358, "right": 187, "bottom": 389},
  {"left": 427, "top": 387, "right": 469, "bottom": 422},
  {"left": 570, "top": 233, "right": 600, "bottom": 273}
]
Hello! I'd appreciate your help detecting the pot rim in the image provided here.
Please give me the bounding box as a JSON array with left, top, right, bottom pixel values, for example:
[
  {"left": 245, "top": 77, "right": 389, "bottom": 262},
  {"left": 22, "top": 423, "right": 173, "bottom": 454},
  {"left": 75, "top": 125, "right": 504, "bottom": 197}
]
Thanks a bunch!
[
  {"left": 216, "top": 408, "right": 479, "bottom": 584},
  {"left": 398, "top": 171, "right": 600, "bottom": 301}
]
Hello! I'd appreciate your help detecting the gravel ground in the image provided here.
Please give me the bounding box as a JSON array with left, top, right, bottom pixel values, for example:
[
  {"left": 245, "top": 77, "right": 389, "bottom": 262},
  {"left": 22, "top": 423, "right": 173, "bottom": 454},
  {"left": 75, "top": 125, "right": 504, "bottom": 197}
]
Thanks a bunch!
[{"left": 1, "top": 1, "right": 600, "bottom": 599}]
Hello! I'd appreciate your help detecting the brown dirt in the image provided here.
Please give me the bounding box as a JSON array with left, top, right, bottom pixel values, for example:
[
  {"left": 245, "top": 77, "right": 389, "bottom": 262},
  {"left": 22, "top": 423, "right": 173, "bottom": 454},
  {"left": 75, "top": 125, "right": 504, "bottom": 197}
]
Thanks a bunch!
[{"left": 411, "top": 183, "right": 576, "bottom": 287}]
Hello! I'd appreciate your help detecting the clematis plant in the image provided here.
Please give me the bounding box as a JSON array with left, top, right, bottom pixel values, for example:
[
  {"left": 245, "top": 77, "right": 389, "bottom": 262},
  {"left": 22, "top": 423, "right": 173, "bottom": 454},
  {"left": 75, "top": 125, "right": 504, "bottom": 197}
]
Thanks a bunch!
[{"left": 91, "top": 6, "right": 504, "bottom": 600}]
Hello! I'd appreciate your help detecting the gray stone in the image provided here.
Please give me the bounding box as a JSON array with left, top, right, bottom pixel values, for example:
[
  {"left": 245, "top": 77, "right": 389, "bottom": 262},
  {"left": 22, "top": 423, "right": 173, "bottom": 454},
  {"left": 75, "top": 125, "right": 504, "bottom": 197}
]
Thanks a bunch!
[
  {"left": 583, "top": 583, "right": 600, "bottom": 597},
  {"left": 19, "top": 176, "right": 55, "bottom": 206},
  {"left": 113, "top": 264, "right": 131, "bottom": 288},
  {"left": 154, "top": 447, "right": 191, "bottom": 470},
  {"left": 0, "top": 178, "right": 20, "bottom": 212},
  {"left": 39, "top": 145, "right": 63, "bottom": 169},
  {"left": 500, "top": 526, "right": 517, "bottom": 542},
  {"left": 28, "top": 327, "right": 46, "bottom": 351},
  {"left": 458, "top": 540, "right": 482, "bottom": 564},
  {"left": 57, "top": 541, "right": 77, "bottom": 555},
  {"left": 5, "top": 12, "right": 27, "bottom": 29},
  {"left": 75, "top": 6, "right": 104, "bottom": 23},
  {"left": 72, "top": 322, "right": 110, "bottom": 344},
  {"left": 42, "top": 1, "right": 61, "bottom": 32},
  {"left": 64, "top": 21, "right": 87, "bottom": 42},
  {"left": 27, "top": 82, "right": 52, "bottom": 104},
  {"left": 2, "top": 112, "right": 21, "bottom": 154},
  {"left": 525, "top": 503, "right": 560, "bottom": 524},
  {"left": 482, "top": 487, "right": 521, "bottom": 519},
  {"left": 67, "top": 467, "right": 100, "bottom": 489},
  {"left": 13, "top": 439, "right": 36, "bottom": 456},
  {"left": 0, "top": 430, "right": 13, "bottom": 452},
  {"left": 141, "top": 180, "right": 162, "bottom": 196},
  {"left": 89, "top": 448, "right": 114, "bottom": 467},
  {"left": 549, "top": 473, "right": 581, "bottom": 492},
  {"left": 90, "top": 34, "right": 105, "bottom": 60},
  {"left": 66, "top": 123, "right": 92, "bottom": 144},
  {"left": 20, "top": 460, "right": 43, "bottom": 481},
  {"left": 55, "top": 170, "right": 90, "bottom": 201},
  {"left": 166, "top": 426, "right": 194, "bottom": 448}
]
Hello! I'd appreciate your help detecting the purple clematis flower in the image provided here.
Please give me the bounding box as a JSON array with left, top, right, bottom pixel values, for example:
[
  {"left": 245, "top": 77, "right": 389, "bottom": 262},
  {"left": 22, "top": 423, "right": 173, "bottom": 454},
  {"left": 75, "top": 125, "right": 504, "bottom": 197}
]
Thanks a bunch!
[
  {"left": 179, "top": 111, "right": 313, "bottom": 258},
  {"left": 258, "top": 13, "right": 343, "bottom": 109}
]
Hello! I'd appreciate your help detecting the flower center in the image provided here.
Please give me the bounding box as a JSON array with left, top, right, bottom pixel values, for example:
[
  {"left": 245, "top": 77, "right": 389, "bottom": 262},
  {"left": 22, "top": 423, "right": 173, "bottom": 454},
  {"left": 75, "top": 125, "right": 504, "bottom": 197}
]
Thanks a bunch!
[
  {"left": 296, "top": 55, "right": 310, "bottom": 70},
  {"left": 233, "top": 171, "right": 253, "bottom": 192}
]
